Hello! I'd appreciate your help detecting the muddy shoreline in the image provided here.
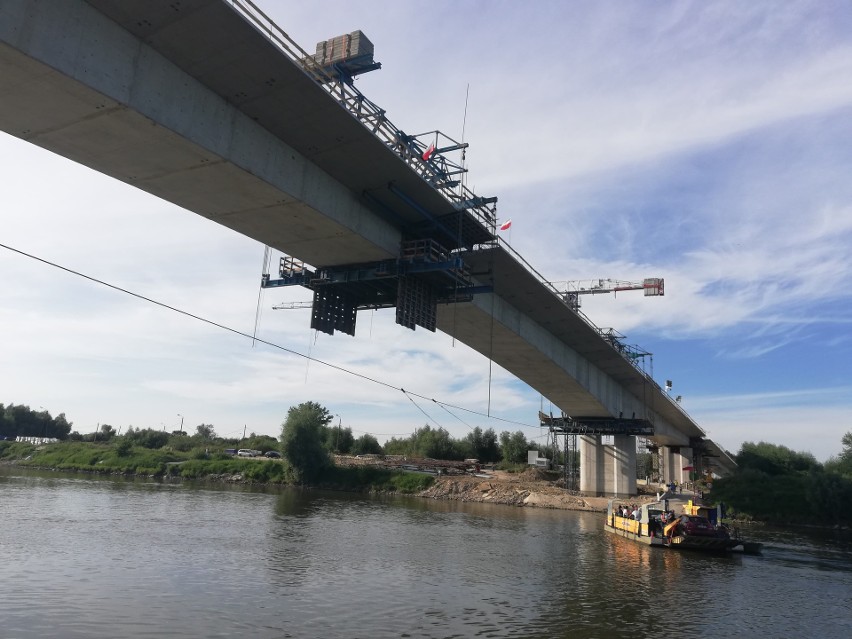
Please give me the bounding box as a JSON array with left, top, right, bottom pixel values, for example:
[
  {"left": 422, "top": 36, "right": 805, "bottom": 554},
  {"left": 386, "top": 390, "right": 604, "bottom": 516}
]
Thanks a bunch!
[{"left": 418, "top": 471, "right": 612, "bottom": 512}]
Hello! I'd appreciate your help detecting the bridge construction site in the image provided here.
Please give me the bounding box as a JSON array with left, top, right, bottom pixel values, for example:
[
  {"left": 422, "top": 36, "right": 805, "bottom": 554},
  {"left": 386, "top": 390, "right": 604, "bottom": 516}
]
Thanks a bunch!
[{"left": 0, "top": 0, "right": 736, "bottom": 496}]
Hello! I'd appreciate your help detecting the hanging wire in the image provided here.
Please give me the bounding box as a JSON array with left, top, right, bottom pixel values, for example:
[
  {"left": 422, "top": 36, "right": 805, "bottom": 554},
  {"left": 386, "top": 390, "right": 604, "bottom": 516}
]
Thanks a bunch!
[
  {"left": 0, "top": 240, "right": 538, "bottom": 431},
  {"left": 252, "top": 245, "right": 271, "bottom": 347},
  {"left": 304, "top": 329, "right": 318, "bottom": 384},
  {"left": 451, "top": 83, "right": 471, "bottom": 349},
  {"left": 402, "top": 389, "right": 443, "bottom": 430},
  {"left": 435, "top": 400, "right": 475, "bottom": 431}
]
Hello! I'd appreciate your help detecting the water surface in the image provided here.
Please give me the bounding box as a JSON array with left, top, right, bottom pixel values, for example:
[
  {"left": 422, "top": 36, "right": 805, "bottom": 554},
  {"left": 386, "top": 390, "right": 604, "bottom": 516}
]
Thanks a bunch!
[{"left": 1, "top": 467, "right": 850, "bottom": 638}]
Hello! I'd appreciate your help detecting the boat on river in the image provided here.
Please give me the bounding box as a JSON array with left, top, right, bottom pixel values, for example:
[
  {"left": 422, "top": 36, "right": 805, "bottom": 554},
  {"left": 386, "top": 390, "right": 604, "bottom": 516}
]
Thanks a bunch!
[{"left": 605, "top": 498, "right": 761, "bottom": 554}]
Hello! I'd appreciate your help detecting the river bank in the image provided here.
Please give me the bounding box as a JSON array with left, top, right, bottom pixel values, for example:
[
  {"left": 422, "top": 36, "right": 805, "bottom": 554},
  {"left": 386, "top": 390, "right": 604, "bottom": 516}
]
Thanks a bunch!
[
  {"left": 418, "top": 469, "right": 613, "bottom": 511},
  {"left": 3, "top": 455, "right": 617, "bottom": 513}
]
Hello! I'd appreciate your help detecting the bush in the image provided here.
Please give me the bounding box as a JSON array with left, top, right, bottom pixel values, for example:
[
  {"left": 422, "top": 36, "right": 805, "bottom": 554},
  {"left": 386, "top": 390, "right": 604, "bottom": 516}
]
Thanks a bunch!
[
  {"left": 0, "top": 441, "right": 36, "bottom": 460},
  {"left": 352, "top": 433, "right": 382, "bottom": 456},
  {"left": 115, "top": 438, "right": 133, "bottom": 457},
  {"left": 167, "top": 434, "right": 193, "bottom": 452},
  {"left": 124, "top": 428, "right": 169, "bottom": 450}
]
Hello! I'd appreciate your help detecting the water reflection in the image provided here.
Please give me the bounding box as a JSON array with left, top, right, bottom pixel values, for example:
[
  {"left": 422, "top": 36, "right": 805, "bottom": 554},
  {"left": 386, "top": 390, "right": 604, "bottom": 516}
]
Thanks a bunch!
[{"left": 2, "top": 467, "right": 851, "bottom": 638}]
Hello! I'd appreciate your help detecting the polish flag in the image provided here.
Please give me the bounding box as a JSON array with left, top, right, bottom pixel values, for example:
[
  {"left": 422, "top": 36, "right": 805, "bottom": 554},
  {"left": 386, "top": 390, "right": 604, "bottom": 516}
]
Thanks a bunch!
[
  {"left": 500, "top": 219, "right": 512, "bottom": 231},
  {"left": 422, "top": 142, "right": 436, "bottom": 161}
]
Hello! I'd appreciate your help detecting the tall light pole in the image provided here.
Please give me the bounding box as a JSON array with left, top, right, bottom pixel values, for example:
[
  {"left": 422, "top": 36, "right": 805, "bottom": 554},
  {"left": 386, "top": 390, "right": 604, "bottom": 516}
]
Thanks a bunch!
[{"left": 177, "top": 413, "right": 184, "bottom": 434}]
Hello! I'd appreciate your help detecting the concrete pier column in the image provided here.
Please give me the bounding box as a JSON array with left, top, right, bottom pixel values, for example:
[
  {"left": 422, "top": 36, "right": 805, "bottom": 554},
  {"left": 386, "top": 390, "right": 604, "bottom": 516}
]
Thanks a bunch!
[
  {"left": 661, "top": 446, "right": 693, "bottom": 488},
  {"left": 609, "top": 435, "right": 637, "bottom": 498},
  {"left": 675, "top": 447, "right": 693, "bottom": 485},
  {"left": 660, "top": 446, "right": 675, "bottom": 484},
  {"left": 579, "top": 435, "right": 604, "bottom": 495}
]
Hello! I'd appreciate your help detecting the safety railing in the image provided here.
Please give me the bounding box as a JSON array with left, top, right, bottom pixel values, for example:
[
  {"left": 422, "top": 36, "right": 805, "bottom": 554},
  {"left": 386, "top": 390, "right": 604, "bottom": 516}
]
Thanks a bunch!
[{"left": 225, "top": 0, "right": 496, "bottom": 232}]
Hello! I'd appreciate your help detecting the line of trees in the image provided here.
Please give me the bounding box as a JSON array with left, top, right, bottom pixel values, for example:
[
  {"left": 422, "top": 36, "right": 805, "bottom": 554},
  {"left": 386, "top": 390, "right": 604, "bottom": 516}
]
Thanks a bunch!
[
  {"left": 276, "top": 402, "right": 542, "bottom": 465},
  {"left": 0, "top": 404, "right": 72, "bottom": 440},
  {"left": 2, "top": 400, "right": 560, "bottom": 473},
  {"left": 709, "top": 435, "right": 852, "bottom": 526},
  {"left": 277, "top": 402, "right": 549, "bottom": 482}
]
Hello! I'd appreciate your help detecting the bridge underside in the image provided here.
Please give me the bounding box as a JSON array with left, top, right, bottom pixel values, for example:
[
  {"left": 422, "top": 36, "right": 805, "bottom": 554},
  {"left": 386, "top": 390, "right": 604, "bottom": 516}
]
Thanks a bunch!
[{"left": 0, "top": 0, "right": 737, "bottom": 477}]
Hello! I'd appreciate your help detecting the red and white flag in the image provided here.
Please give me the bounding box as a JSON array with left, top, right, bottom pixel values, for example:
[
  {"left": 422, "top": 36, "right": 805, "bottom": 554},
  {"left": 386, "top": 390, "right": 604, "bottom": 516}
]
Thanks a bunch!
[
  {"left": 499, "top": 219, "right": 512, "bottom": 231},
  {"left": 422, "top": 142, "right": 436, "bottom": 161}
]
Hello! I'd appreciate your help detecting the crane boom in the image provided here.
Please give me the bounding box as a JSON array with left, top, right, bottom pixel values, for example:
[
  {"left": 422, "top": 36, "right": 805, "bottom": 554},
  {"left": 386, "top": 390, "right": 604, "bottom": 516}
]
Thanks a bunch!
[
  {"left": 549, "top": 278, "right": 664, "bottom": 310},
  {"left": 279, "top": 278, "right": 664, "bottom": 312}
]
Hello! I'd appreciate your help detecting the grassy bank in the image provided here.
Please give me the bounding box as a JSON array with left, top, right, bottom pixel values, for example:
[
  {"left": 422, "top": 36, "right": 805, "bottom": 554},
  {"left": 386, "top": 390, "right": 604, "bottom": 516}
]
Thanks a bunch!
[{"left": 0, "top": 440, "right": 434, "bottom": 494}]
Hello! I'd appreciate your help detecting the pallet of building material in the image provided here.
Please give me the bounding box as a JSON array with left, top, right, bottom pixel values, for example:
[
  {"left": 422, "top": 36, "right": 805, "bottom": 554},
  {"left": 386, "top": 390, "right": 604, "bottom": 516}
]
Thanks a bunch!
[{"left": 314, "top": 30, "right": 374, "bottom": 65}]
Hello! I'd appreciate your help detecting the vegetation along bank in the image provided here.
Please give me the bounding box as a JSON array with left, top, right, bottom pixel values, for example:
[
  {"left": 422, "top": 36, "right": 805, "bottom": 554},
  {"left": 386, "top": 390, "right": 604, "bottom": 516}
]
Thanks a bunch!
[{"left": 3, "top": 401, "right": 852, "bottom": 525}]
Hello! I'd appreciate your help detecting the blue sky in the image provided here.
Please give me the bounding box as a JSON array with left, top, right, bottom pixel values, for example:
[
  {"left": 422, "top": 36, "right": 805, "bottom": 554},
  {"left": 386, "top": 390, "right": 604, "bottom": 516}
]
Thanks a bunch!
[{"left": 2, "top": 0, "right": 851, "bottom": 460}]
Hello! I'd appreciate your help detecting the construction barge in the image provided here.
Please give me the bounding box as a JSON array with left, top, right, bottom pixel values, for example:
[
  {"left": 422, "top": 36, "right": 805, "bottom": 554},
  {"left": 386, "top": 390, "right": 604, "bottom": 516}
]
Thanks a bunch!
[{"left": 605, "top": 499, "right": 762, "bottom": 554}]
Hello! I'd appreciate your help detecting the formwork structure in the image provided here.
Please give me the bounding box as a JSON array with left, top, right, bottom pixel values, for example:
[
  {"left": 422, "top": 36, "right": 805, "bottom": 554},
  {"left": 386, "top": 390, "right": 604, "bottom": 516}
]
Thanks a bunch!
[{"left": 540, "top": 411, "right": 655, "bottom": 491}]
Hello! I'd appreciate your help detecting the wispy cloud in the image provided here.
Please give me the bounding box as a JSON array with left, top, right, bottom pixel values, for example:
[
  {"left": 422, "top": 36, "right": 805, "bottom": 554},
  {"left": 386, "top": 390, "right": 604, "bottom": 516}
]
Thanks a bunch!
[{"left": 3, "top": 0, "right": 852, "bottom": 463}]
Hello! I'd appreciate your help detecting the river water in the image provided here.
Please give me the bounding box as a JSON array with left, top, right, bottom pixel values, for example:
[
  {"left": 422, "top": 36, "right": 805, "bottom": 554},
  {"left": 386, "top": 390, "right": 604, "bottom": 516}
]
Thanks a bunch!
[{"left": 1, "top": 467, "right": 850, "bottom": 639}]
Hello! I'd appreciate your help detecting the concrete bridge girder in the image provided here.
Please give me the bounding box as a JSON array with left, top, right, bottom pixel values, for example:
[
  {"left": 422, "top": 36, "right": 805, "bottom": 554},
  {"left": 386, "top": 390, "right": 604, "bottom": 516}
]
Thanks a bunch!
[
  {"left": 0, "top": 0, "right": 727, "bottom": 481},
  {"left": 0, "top": 0, "right": 401, "bottom": 268},
  {"left": 438, "top": 293, "right": 691, "bottom": 446}
]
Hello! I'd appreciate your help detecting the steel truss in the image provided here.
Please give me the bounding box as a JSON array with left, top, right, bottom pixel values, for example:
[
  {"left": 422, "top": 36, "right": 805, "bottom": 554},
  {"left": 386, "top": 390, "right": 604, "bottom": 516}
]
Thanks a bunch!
[{"left": 261, "top": 239, "right": 490, "bottom": 336}]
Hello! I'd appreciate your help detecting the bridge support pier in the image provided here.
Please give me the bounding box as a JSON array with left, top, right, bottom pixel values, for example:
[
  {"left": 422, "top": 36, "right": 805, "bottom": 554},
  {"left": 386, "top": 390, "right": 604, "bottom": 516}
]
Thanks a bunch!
[
  {"left": 661, "top": 446, "right": 693, "bottom": 487},
  {"left": 579, "top": 434, "right": 637, "bottom": 497},
  {"left": 580, "top": 435, "right": 604, "bottom": 496},
  {"left": 610, "top": 435, "right": 637, "bottom": 498}
]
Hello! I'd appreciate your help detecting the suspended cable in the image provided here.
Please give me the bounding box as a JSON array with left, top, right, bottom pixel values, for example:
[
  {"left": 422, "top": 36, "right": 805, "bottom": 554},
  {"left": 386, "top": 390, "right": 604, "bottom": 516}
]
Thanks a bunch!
[
  {"left": 252, "top": 245, "right": 271, "bottom": 347},
  {"left": 401, "top": 389, "right": 443, "bottom": 430},
  {"left": 0, "top": 241, "right": 537, "bottom": 431},
  {"left": 434, "top": 400, "right": 475, "bottom": 431}
]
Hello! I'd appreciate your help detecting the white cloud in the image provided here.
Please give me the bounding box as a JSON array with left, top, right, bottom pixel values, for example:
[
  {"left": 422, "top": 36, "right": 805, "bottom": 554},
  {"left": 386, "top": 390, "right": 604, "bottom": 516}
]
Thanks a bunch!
[
  {"left": 693, "top": 391, "right": 852, "bottom": 463},
  {"left": 2, "top": 0, "right": 852, "bottom": 463}
]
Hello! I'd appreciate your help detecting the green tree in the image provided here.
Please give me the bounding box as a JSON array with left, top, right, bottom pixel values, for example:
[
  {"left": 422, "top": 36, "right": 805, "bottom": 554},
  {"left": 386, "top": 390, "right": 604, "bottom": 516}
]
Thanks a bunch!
[
  {"left": 125, "top": 427, "right": 169, "bottom": 449},
  {"left": 500, "top": 430, "right": 530, "bottom": 464},
  {"left": 637, "top": 451, "right": 657, "bottom": 480},
  {"left": 411, "top": 425, "right": 463, "bottom": 460},
  {"left": 842, "top": 432, "right": 852, "bottom": 458},
  {"left": 736, "top": 441, "right": 820, "bottom": 475},
  {"left": 241, "top": 433, "right": 278, "bottom": 452},
  {"left": 707, "top": 438, "right": 852, "bottom": 526},
  {"left": 352, "top": 433, "right": 382, "bottom": 455},
  {"left": 53, "top": 413, "right": 72, "bottom": 439},
  {"left": 324, "top": 424, "right": 354, "bottom": 454},
  {"left": 464, "top": 427, "right": 501, "bottom": 463},
  {"left": 825, "top": 431, "right": 852, "bottom": 477},
  {"left": 280, "top": 402, "right": 332, "bottom": 482},
  {"left": 96, "top": 424, "right": 116, "bottom": 441},
  {"left": 0, "top": 404, "right": 73, "bottom": 439},
  {"left": 195, "top": 424, "right": 216, "bottom": 439},
  {"left": 115, "top": 437, "right": 133, "bottom": 457},
  {"left": 383, "top": 436, "right": 414, "bottom": 457}
]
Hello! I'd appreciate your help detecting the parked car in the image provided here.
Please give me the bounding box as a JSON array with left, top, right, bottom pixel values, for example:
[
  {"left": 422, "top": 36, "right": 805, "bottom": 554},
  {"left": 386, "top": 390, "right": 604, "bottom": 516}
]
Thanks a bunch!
[
  {"left": 264, "top": 451, "right": 281, "bottom": 458},
  {"left": 677, "top": 515, "right": 720, "bottom": 538},
  {"left": 237, "top": 449, "right": 257, "bottom": 457}
]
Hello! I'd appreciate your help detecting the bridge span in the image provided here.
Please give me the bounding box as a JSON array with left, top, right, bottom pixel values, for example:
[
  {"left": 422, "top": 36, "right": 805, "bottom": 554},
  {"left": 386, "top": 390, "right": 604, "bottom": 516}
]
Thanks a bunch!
[{"left": 0, "top": 0, "right": 736, "bottom": 492}]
